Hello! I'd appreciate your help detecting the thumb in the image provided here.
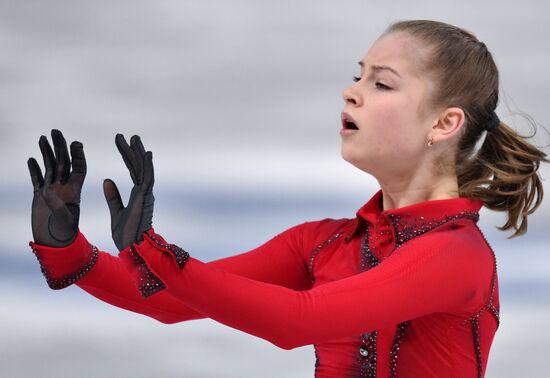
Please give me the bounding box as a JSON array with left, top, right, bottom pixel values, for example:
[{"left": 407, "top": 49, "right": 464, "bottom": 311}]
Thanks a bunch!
[{"left": 103, "top": 179, "right": 124, "bottom": 217}]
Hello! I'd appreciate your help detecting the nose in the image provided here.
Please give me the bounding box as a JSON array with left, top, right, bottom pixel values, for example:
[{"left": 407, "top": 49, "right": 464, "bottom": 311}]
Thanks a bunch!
[{"left": 342, "top": 83, "right": 360, "bottom": 106}]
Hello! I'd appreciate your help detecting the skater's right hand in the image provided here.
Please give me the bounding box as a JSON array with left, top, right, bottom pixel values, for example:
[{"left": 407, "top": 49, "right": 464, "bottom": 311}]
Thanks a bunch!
[
  {"left": 28, "top": 129, "right": 87, "bottom": 247},
  {"left": 103, "top": 134, "right": 155, "bottom": 252}
]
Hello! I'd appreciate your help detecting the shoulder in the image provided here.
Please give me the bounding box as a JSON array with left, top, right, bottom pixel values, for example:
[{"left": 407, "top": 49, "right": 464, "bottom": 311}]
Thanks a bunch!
[
  {"left": 269, "top": 217, "right": 353, "bottom": 251},
  {"left": 422, "top": 217, "right": 491, "bottom": 254},
  {"left": 274, "top": 217, "right": 354, "bottom": 254},
  {"left": 402, "top": 219, "right": 496, "bottom": 299},
  {"left": 408, "top": 217, "right": 493, "bottom": 260},
  {"left": 299, "top": 217, "right": 355, "bottom": 252}
]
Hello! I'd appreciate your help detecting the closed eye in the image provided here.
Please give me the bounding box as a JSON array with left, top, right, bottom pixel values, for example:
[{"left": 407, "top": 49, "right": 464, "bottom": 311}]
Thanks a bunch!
[
  {"left": 352, "top": 75, "right": 391, "bottom": 90},
  {"left": 375, "top": 82, "right": 391, "bottom": 90}
]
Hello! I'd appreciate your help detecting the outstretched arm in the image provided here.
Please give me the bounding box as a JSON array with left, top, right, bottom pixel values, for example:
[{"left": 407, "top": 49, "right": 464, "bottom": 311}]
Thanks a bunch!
[
  {"left": 118, "top": 226, "right": 488, "bottom": 349},
  {"left": 27, "top": 131, "right": 312, "bottom": 324},
  {"left": 30, "top": 223, "right": 312, "bottom": 323}
]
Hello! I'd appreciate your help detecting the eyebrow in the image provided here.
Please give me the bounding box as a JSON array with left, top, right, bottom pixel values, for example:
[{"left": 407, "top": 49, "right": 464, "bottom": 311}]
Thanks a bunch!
[{"left": 358, "top": 61, "right": 401, "bottom": 78}]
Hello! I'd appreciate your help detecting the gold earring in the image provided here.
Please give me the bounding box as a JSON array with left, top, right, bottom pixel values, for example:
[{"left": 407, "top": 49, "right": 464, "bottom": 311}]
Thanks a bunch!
[{"left": 427, "top": 136, "right": 434, "bottom": 147}]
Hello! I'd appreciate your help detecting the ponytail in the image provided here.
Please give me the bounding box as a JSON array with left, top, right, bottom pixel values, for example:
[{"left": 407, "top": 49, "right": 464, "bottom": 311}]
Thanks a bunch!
[{"left": 457, "top": 118, "right": 549, "bottom": 238}]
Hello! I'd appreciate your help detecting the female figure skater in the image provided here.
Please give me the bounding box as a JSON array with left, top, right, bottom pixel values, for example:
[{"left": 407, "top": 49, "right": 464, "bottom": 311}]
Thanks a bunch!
[{"left": 27, "top": 20, "right": 547, "bottom": 377}]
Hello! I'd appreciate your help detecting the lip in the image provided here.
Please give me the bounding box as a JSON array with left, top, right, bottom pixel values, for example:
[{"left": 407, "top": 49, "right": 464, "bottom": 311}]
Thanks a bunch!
[
  {"left": 340, "top": 111, "right": 359, "bottom": 135},
  {"left": 340, "top": 128, "right": 357, "bottom": 136}
]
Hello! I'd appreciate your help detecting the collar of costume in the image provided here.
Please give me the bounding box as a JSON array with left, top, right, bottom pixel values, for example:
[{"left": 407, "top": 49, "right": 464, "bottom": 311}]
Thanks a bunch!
[{"left": 343, "top": 189, "right": 484, "bottom": 245}]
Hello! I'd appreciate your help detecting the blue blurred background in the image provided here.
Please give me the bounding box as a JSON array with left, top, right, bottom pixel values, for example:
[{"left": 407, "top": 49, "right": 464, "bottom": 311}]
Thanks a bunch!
[{"left": 1, "top": 1, "right": 549, "bottom": 377}]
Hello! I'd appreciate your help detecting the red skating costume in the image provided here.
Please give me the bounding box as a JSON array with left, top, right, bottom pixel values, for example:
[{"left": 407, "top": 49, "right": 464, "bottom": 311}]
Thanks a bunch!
[{"left": 29, "top": 189, "right": 500, "bottom": 377}]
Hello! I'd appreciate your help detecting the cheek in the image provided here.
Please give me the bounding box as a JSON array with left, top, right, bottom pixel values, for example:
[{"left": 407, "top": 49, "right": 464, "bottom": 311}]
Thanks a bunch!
[
  {"left": 368, "top": 101, "right": 423, "bottom": 156},
  {"left": 371, "top": 105, "right": 409, "bottom": 143}
]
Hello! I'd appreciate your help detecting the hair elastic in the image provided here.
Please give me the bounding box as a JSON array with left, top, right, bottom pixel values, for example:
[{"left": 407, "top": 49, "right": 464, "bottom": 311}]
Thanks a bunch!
[{"left": 485, "top": 113, "right": 500, "bottom": 132}]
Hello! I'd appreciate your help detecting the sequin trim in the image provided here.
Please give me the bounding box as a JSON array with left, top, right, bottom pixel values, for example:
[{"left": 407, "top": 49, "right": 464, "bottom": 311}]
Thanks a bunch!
[
  {"left": 389, "top": 321, "right": 409, "bottom": 378},
  {"left": 355, "top": 227, "right": 380, "bottom": 377},
  {"left": 470, "top": 317, "right": 483, "bottom": 378},
  {"left": 29, "top": 242, "right": 98, "bottom": 290},
  {"left": 469, "top": 225, "right": 500, "bottom": 327},
  {"left": 313, "top": 345, "right": 320, "bottom": 378},
  {"left": 463, "top": 225, "right": 500, "bottom": 378},
  {"left": 146, "top": 230, "right": 190, "bottom": 270},
  {"left": 307, "top": 232, "right": 343, "bottom": 283},
  {"left": 127, "top": 246, "right": 166, "bottom": 298},
  {"left": 356, "top": 330, "right": 378, "bottom": 377},
  {"left": 359, "top": 225, "right": 379, "bottom": 271},
  {"left": 387, "top": 211, "right": 480, "bottom": 248}
]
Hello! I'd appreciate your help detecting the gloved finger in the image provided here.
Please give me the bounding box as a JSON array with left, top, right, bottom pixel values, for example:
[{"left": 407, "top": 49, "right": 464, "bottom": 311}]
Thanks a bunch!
[
  {"left": 27, "top": 157, "right": 44, "bottom": 191},
  {"left": 130, "top": 135, "right": 144, "bottom": 185},
  {"left": 142, "top": 151, "right": 154, "bottom": 192},
  {"left": 39, "top": 135, "right": 56, "bottom": 184},
  {"left": 131, "top": 134, "right": 146, "bottom": 157},
  {"left": 103, "top": 179, "right": 125, "bottom": 217},
  {"left": 115, "top": 134, "right": 138, "bottom": 184},
  {"left": 52, "top": 129, "right": 70, "bottom": 183},
  {"left": 69, "top": 141, "right": 87, "bottom": 187}
]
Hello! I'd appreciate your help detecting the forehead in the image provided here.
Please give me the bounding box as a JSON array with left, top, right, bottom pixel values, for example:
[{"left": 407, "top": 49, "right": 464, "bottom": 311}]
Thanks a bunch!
[{"left": 361, "top": 33, "right": 427, "bottom": 78}]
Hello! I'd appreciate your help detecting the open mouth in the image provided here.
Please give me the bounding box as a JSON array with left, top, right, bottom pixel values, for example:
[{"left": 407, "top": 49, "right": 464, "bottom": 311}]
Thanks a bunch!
[
  {"left": 341, "top": 112, "right": 359, "bottom": 130},
  {"left": 343, "top": 120, "right": 359, "bottom": 130}
]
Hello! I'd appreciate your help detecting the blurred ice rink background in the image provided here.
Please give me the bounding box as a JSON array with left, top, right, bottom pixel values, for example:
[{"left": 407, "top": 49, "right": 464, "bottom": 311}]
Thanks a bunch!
[{"left": 1, "top": 1, "right": 549, "bottom": 377}]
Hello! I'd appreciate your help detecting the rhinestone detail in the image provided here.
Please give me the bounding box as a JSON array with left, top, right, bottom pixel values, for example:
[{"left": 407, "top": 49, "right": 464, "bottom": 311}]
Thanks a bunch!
[
  {"left": 470, "top": 317, "right": 482, "bottom": 378},
  {"left": 307, "top": 232, "right": 343, "bottom": 283},
  {"left": 356, "top": 228, "right": 379, "bottom": 377},
  {"left": 127, "top": 245, "right": 166, "bottom": 298},
  {"left": 313, "top": 344, "right": 320, "bottom": 377},
  {"left": 359, "top": 225, "right": 380, "bottom": 271},
  {"left": 356, "top": 330, "right": 378, "bottom": 377},
  {"left": 146, "top": 230, "right": 190, "bottom": 270},
  {"left": 389, "top": 321, "right": 409, "bottom": 378},
  {"left": 387, "top": 211, "right": 480, "bottom": 248},
  {"left": 30, "top": 242, "right": 98, "bottom": 290},
  {"left": 463, "top": 225, "right": 500, "bottom": 378}
]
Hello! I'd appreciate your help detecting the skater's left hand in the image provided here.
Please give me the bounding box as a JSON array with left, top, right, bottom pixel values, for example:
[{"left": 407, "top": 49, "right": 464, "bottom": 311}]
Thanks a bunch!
[{"left": 103, "top": 134, "right": 155, "bottom": 251}]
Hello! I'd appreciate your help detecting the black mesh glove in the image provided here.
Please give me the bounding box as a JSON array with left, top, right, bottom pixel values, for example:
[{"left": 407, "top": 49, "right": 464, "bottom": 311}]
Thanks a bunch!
[
  {"left": 28, "top": 129, "right": 87, "bottom": 247},
  {"left": 103, "top": 134, "right": 154, "bottom": 252}
]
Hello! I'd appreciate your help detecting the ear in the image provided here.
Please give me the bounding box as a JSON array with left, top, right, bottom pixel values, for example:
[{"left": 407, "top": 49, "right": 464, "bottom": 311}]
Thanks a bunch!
[{"left": 431, "top": 107, "right": 465, "bottom": 143}]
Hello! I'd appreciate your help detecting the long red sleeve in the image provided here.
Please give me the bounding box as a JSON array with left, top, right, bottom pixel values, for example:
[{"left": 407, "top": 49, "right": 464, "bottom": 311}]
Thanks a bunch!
[
  {"left": 120, "top": 221, "right": 491, "bottom": 351},
  {"left": 29, "top": 222, "right": 312, "bottom": 324}
]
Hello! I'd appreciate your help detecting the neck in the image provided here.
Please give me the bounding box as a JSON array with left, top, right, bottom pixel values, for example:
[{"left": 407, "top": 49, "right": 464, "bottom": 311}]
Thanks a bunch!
[{"left": 378, "top": 175, "right": 459, "bottom": 211}]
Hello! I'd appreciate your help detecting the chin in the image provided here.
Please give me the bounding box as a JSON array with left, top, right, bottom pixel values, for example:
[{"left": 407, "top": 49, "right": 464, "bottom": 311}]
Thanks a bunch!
[
  {"left": 341, "top": 145, "right": 357, "bottom": 164},
  {"left": 341, "top": 149, "right": 371, "bottom": 174}
]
